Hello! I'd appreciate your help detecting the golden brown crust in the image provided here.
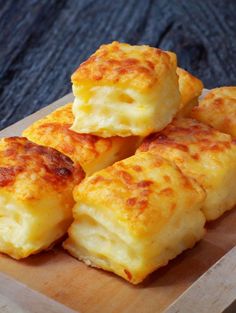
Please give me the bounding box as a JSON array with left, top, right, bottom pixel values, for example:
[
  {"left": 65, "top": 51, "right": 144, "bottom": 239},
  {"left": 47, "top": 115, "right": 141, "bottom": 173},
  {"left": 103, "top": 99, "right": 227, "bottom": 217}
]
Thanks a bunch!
[
  {"left": 30, "top": 122, "right": 110, "bottom": 160},
  {"left": 177, "top": 67, "right": 203, "bottom": 109},
  {"left": 191, "top": 87, "right": 236, "bottom": 137},
  {"left": 72, "top": 41, "right": 175, "bottom": 91},
  {"left": 23, "top": 104, "right": 109, "bottom": 156},
  {"left": 23, "top": 103, "right": 138, "bottom": 174},
  {"left": 138, "top": 118, "right": 236, "bottom": 221},
  {"left": 44, "top": 102, "right": 74, "bottom": 124},
  {"left": 0, "top": 137, "right": 85, "bottom": 199},
  {"left": 74, "top": 151, "right": 205, "bottom": 236},
  {"left": 67, "top": 140, "right": 206, "bottom": 284},
  {"left": 139, "top": 118, "right": 232, "bottom": 155}
]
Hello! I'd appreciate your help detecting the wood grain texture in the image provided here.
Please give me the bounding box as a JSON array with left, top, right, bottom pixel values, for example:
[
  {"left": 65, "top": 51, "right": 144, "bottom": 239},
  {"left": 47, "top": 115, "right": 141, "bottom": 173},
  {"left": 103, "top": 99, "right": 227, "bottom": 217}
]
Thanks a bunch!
[
  {"left": 0, "top": 0, "right": 236, "bottom": 130},
  {"left": 0, "top": 206, "right": 235, "bottom": 313},
  {"left": 0, "top": 90, "right": 236, "bottom": 313}
]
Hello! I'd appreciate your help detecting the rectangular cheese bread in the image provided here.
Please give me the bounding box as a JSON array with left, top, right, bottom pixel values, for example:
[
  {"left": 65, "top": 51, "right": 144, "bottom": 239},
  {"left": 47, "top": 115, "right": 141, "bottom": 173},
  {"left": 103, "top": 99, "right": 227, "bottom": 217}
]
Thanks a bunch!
[
  {"left": 23, "top": 103, "right": 138, "bottom": 176},
  {"left": 191, "top": 87, "right": 236, "bottom": 137},
  {"left": 63, "top": 151, "right": 205, "bottom": 284},
  {"left": 0, "top": 137, "right": 84, "bottom": 259},
  {"left": 176, "top": 67, "right": 203, "bottom": 117},
  {"left": 71, "top": 41, "right": 181, "bottom": 137},
  {"left": 138, "top": 118, "right": 236, "bottom": 220}
]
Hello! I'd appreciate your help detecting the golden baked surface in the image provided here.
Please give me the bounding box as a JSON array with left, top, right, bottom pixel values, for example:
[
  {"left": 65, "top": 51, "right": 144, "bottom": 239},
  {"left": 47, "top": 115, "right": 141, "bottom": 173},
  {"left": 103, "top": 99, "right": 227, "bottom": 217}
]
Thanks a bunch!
[
  {"left": 71, "top": 41, "right": 181, "bottom": 137},
  {"left": 138, "top": 118, "right": 236, "bottom": 220},
  {"left": 176, "top": 67, "right": 203, "bottom": 117},
  {"left": 72, "top": 41, "right": 174, "bottom": 91},
  {"left": 23, "top": 103, "right": 138, "bottom": 176},
  {"left": 64, "top": 151, "right": 205, "bottom": 284},
  {"left": 0, "top": 137, "right": 84, "bottom": 194},
  {"left": 191, "top": 87, "right": 236, "bottom": 137},
  {"left": 73, "top": 152, "right": 205, "bottom": 233},
  {"left": 0, "top": 137, "right": 85, "bottom": 259}
]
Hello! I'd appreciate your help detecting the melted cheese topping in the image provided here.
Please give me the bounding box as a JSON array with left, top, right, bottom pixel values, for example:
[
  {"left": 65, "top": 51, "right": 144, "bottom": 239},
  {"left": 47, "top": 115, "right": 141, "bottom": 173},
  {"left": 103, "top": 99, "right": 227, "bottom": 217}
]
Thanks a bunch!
[
  {"left": 176, "top": 67, "right": 203, "bottom": 117},
  {"left": 23, "top": 103, "right": 139, "bottom": 175},
  {"left": 0, "top": 137, "right": 84, "bottom": 259},
  {"left": 191, "top": 87, "right": 236, "bottom": 137},
  {"left": 71, "top": 42, "right": 180, "bottom": 137},
  {"left": 138, "top": 118, "right": 236, "bottom": 220},
  {"left": 64, "top": 151, "right": 205, "bottom": 284},
  {"left": 72, "top": 41, "right": 175, "bottom": 92}
]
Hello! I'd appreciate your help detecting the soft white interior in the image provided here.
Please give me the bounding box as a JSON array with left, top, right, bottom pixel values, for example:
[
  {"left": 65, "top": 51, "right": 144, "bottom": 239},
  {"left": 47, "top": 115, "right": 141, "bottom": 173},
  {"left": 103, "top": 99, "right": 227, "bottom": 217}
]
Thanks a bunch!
[
  {"left": 71, "top": 80, "right": 180, "bottom": 137},
  {"left": 0, "top": 193, "right": 72, "bottom": 259},
  {"left": 65, "top": 202, "right": 205, "bottom": 283}
]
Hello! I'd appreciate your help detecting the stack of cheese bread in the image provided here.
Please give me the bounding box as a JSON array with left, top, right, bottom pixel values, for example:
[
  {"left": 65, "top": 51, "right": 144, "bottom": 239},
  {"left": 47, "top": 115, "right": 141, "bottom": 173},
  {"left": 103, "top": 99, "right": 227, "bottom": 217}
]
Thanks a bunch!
[{"left": 1, "top": 41, "right": 236, "bottom": 285}]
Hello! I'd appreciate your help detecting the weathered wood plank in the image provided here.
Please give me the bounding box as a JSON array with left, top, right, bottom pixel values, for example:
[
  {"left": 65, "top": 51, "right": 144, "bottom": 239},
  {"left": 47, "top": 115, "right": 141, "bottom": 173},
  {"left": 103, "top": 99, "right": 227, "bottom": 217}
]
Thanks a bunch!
[{"left": 0, "top": 0, "right": 236, "bottom": 130}]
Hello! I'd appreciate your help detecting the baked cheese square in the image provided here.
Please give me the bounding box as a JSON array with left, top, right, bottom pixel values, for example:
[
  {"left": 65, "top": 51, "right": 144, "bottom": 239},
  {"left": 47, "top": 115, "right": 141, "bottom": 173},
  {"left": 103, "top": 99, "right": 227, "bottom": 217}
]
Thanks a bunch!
[
  {"left": 71, "top": 41, "right": 181, "bottom": 137},
  {"left": 191, "top": 87, "right": 236, "bottom": 137},
  {"left": 63, "top": 151, "right": 205, "bottom": 284},
  {"left": 138, "top": 118, "right": 236, "bottom": 221},
  {"left": 176, "top": 67, "right": 203, "bottom": 117},
  {"left": 23, "top": 103, "right": 139, "bottom": 176},
  {"left": 0, "top": 137, "right": 84, "bottom": 259}
]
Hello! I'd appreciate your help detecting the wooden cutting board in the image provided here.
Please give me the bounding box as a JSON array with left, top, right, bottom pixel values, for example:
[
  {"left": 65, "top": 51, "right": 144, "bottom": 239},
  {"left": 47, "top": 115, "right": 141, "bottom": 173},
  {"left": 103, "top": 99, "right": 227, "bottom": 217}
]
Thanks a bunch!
[
  {"left": 0, "top": 93, "right": 235, "bottom": 313},
  {"left": 0, "top": 209, "right": 235, "bottom": 313}
]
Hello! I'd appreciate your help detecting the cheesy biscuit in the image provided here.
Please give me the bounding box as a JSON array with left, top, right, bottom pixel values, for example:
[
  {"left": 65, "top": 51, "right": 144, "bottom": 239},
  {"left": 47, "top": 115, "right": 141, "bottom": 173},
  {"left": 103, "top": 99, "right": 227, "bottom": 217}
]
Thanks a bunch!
[
  {"left": 138, "top": 118, "right": 236, "bottom": 221},
  {"left": 64, "top": 151, "right": 205, "bottom": 284},
  {"left": 191, "top": 87, "right": 236, "bottom": 137},
  {"left": 23, "top": 103, "right": 138, "bottom": 176},
  {"left": 71, "top": 41, "right": 181, "bottom": 137},
  {"left": 176, "top": 67, "right": 203, "bottom": 117},
  {"left": 0, "top": 137, "right": 84, "bottom": 259}
]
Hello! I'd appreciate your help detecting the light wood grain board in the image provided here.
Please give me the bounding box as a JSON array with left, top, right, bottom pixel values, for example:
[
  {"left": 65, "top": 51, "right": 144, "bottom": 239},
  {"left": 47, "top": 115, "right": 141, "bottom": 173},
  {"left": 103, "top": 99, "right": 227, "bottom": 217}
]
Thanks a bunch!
[
  {"left": 0, "top": 93, "right": 235, "bottom": 313},
  {"left": 0, "top": 209, "right": 235, "bottom": 313},
  {"left": 165, "top": 246, "right": 236, "bottom": 313}
]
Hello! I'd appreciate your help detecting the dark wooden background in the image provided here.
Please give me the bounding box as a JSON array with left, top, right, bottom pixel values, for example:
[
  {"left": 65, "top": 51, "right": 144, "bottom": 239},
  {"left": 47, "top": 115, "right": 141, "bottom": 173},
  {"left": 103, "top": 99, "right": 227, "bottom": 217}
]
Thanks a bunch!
[{"left": 1, "top": 0, "right": 236, "bottom": 130}]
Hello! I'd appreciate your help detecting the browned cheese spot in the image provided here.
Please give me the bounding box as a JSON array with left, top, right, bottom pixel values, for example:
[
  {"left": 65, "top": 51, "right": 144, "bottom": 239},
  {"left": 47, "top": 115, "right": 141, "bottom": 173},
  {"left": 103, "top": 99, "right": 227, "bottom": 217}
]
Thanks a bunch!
[{"left": 124, "top": 269, "right": 132, "bottom": 281}]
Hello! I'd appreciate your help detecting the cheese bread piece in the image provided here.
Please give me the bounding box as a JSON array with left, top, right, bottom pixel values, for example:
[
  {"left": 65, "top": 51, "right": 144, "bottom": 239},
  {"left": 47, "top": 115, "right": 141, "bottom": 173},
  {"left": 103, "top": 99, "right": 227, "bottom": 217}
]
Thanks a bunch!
[
  {"left": 0, "top": 137, "right": 84, "bottom": 259},
  {"left": 71, "top": 41, "right": 181, "bottom": 137},
  {"left": 138, "top": 118, "right": 236, "bottom": 221},
  {"left": 63, "top": 151, "right": 206, "bottom": 284},
  {"left": 176, "top": 67, "right": 203, "bottom": 117},
  {"left": 191, "top": 87, "right": 236, "bottom": 137},
  {"left": 23, "top": 103, "right": 138, "bottom": 176}
]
